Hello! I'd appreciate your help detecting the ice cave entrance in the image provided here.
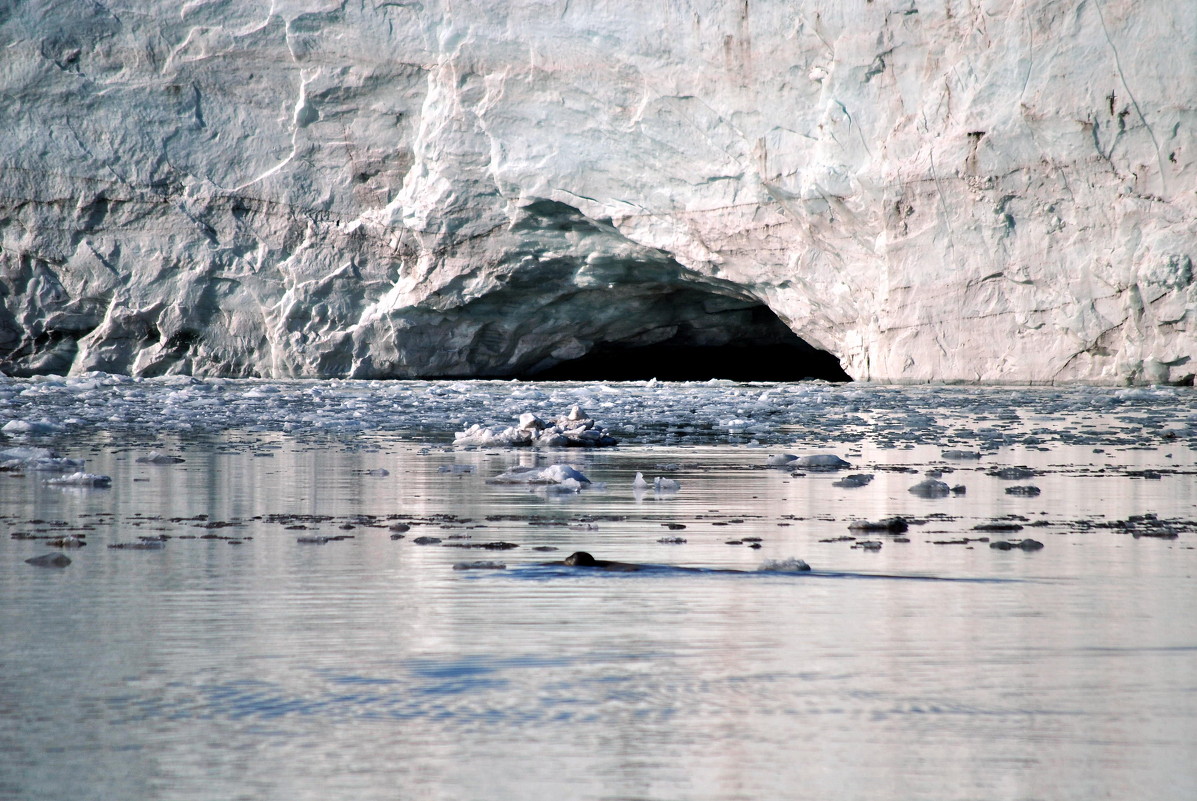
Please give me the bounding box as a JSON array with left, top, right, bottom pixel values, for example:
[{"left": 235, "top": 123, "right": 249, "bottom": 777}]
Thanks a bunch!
[{"left": 520, "top": 296, "right": 851, "bottom": 383}]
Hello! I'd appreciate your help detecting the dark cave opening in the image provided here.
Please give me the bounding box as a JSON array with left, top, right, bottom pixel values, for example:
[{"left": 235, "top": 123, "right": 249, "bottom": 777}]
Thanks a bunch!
[{"left": 519, "top": 300, "right": 852, "bottom": 383}]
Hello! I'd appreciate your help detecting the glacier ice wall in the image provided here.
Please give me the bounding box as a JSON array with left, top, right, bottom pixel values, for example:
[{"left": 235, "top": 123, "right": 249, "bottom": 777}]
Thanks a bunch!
[{"left": 1, "top": 0, "right": 1193, "bottom": 383}]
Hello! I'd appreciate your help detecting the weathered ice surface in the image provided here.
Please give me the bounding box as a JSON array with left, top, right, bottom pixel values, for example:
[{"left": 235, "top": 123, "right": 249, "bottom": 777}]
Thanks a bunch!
[{"left": 1, "top": 0, "right": 1193, "bottom": 383}]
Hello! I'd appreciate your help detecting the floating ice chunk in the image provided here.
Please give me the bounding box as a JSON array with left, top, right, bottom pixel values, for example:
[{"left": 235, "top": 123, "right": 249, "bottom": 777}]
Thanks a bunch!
[
  {"left": 136, "top": 451, "right": 186, "bottom": 464},
  {"left": 792, "top": 454, "right": 851, "bottom": 471},
  {"left": 2, "top": 419, "right": 63, "bottom": 435},
  {"left": 487, "top": 464, "right": 591, "bottom": 485},
  {"left": 653, "top": 477, "right": 681, "bottom": 493},
  {"left": 543, "top": 478, "right": 585, "bottom": 494},
  {"left": 766, "top": 453, "right": 798, "bottom": 467},
  {"left": 633, "top": 471, "right": 650, "bottom": 489},
  {"left": 454, "top": 424, "right": 534, "bottom": 447},
  {"left": 832, "top": 473, "right": 874, "bottom": 488},
  {"left": 941, "top": 450, "right": 982, "bottom": 460},
  {"left": 45, "top": 472, "right": 112, "bottom": 488},
  {"left": 455, "top": 408, "right": 618, "bottom": 448},
  {"left": 908, "top": 478, "right": 951, "bottom": 498},
  {"left": 517, "top": 413, "right": 546, "bottom": 431},
  {"left": 0, "top": 446, "right": 55, "bottom": 463},
  {"left": 759, "top": 558, "right": 811, "bottom": 572},
  {"left": 365, "top": 468, "right": 390, "bottom": 476}
]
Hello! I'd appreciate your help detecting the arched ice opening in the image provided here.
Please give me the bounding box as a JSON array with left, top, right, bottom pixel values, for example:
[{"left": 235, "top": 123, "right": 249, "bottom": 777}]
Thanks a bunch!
[{"left": 514, "top": 287, "right": 850, "bottom": 382}]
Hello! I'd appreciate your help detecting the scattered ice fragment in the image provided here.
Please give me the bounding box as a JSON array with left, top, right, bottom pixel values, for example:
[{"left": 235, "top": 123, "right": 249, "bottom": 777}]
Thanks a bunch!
[
  {"left": 365, "top": 468, "right": 390, "bottom": 477},
  {"left": 848, "top": 517, "right": 908, "bottom": 534},
  {"left": 136, "top": 451, "right": 186, "bottom": 464},
  {"left": 1005, "top": 485, "right": 1042, "bottom": 496},
  {"left": 989, "top": 466, "right": 1036, "bottom": 479},
  {"left": 45, "top": 472, "right": 112, "bottom": 488},
  {"left": 437, "top": 465, "right": 475, "bottom": 474},
  {"left": 942, "top": 450, "right": 982, "bottom": 460},
  {"left": 832, "top": 473, "right": 874, "bottom": 488},
  {"left": 792, "top": 454, "right": 851, "bottom": 471},
  {"left": 989, "top": 539, "right": 1045, "bottom": 551},
  {"left": 908, "top": 478, "right": 951, "bottom": 498},
  {"left": 488, "top": 464, "right": 592, "bottom": 485},
  {"left": 109, "top": 539, "right": 165, "bottom": 550},
  {"left": 2, "top": 419, "right": 63, "bottom": 435},
  {"left": 518, "top": 413, "right": 545, "bottom": 431},
  {"left": 455, "top": 407, "right": 618, "bottom": 448},
  {"left": 653, "top": 477, "right": 681, "bottom": 493}
]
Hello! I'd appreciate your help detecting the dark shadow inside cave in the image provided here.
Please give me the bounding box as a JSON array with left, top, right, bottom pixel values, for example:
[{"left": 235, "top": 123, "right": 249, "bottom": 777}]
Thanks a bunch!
[{"left": 519, "top": 298, "right": 851, "bottom": 383}]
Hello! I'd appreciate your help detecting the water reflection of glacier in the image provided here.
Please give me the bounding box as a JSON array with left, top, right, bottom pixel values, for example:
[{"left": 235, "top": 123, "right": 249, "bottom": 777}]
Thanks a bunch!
[{"left": 1, "top": 379, "right": 1194, "bottom": 801}]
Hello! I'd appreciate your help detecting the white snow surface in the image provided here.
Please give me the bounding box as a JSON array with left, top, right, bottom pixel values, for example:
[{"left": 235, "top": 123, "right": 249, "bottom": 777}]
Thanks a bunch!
[{"left": 0, "top": 2, "right": 1193, "bottom": 384}]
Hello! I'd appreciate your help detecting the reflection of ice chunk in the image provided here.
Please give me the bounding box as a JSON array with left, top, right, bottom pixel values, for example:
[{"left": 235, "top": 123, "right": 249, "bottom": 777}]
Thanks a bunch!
[
  {"left": 45, "top": 472, "right": 112, "bottom": 487},
  {"left": 759, "top": 558, "right": 811, "bottom": 572},
  {"left": 488, "top": 464, "right": 592, "bottom": 485}
]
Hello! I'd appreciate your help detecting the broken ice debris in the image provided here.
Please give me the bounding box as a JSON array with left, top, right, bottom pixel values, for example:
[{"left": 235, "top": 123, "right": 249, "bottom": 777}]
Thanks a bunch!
[
  {"left": 633, "top": 472, "right": 680, "bottom": 493},
  {"left": 487, "top": 464, "right": 592, "bottom": 486},
  {"left": 136, "top": 451, "right": 185, "bottom": 464},
  {"left": 454, "top": 406, "right": 618, "bottom": 448},
  {"left": 45, "top": 472, "right": 112, "bottom": 488}
]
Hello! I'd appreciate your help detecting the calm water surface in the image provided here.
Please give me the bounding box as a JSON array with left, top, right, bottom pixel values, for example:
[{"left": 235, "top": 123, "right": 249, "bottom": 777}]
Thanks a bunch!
[{"left": 1, "top": 381, "right": 1195, "bottom": 801}]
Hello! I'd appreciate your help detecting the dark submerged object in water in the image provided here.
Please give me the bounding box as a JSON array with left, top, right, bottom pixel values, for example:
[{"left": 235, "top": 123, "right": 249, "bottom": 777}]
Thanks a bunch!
[
  {"left": 546, "top": 551, "right": 811, "bottom": 574},
  {"left": 555, "top": 551, "right": 644, "bottom": 571}
]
